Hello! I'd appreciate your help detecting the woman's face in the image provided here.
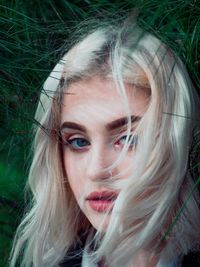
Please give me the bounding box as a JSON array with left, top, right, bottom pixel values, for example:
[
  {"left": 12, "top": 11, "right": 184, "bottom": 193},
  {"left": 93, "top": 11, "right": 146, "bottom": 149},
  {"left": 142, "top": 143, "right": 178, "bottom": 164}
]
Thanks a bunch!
[{"left": 60, "top": 76, "right": 149, "bottom": 230}]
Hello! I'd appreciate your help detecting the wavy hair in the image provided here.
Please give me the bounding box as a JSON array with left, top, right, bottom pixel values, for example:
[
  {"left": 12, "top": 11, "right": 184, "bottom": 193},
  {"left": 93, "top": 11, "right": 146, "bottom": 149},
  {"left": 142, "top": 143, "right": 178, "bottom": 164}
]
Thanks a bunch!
[{"left": 9, "top": 17, "right": 200, "bottom": 267}]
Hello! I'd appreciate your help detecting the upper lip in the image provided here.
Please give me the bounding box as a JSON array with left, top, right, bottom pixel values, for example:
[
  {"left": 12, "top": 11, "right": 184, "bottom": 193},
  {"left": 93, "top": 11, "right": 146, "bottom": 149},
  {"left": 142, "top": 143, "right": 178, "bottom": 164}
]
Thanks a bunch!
[{"left": 86, "top": 191, "right": 118, "bottom": 201}]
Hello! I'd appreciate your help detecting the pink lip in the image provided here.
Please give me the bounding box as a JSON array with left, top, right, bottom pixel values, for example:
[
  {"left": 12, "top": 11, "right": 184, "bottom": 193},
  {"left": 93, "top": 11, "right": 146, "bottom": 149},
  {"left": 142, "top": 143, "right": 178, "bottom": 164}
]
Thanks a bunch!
[{"left": 86, "top": 191, "right": 118, "bottom": 213}]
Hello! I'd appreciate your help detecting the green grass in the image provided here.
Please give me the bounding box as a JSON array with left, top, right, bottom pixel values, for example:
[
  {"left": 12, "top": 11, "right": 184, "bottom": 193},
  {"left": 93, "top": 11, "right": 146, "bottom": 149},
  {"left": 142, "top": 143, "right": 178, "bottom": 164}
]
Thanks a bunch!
[{"left": 0, "top": 1, "right": 199, "bottom": 266}]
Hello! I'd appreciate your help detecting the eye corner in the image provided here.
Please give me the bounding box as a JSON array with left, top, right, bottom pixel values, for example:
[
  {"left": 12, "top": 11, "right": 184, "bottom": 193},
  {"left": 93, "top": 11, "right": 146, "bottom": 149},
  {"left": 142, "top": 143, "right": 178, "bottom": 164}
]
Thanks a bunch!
[{"left": 114, "top": 133, "right": 138, "bottom": 149}]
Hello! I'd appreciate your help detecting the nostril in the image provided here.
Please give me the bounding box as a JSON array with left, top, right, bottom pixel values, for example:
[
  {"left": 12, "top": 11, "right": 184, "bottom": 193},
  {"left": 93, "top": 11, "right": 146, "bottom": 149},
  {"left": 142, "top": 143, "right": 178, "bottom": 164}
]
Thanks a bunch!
[{"left": 86, "top": 145, "right": 117, "bottom": 181}]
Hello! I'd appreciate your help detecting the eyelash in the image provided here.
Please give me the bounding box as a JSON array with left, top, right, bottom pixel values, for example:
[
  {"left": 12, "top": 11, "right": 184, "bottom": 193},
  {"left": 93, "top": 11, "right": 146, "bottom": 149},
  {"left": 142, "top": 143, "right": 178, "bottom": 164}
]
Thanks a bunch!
[
  {"left": 115, "top": 134, "right": 138, "bottom": 148},
  {"left": 63, "top": 133, "right": 138, "bottom": 152},
  {"left": 66, "top": 137, "right": 90, "bottom": 151}
]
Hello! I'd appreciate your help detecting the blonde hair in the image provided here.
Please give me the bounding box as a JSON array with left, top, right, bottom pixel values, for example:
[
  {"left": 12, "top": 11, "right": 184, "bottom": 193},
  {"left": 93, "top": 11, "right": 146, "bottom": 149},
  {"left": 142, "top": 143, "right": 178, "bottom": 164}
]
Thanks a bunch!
[{"left": 9, "top": 18, "right": 200, "bottom": 267}]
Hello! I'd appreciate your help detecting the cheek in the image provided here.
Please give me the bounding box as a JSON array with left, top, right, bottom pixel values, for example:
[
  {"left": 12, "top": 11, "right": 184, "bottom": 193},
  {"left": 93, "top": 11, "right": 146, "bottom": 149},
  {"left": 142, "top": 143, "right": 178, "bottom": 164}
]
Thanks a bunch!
[
  {"left": 64, "top": 149, "right": 89, "bottom": 172},
  {"left": 119, "top": 153, "right": 135, "bottom": 177},
  {"left": 63, "top": 152, "right": 86, "bottom": 200}
]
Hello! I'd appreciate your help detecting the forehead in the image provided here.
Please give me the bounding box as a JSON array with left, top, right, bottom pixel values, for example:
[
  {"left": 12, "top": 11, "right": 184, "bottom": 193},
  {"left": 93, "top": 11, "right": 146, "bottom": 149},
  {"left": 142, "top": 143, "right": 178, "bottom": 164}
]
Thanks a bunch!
[
  {"left": 65, "top": 76, "right": 123, "bottom": 103},
  {"left": 60, "top": 76, "right": 150, "bottom": 123}
]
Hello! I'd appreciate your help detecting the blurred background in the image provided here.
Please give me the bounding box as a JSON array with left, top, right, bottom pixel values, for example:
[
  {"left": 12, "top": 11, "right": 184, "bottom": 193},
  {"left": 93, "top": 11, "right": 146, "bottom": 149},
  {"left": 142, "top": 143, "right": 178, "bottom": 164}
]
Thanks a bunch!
[{"left": 0, "top": 1, "right": 199, "bottom": 266}]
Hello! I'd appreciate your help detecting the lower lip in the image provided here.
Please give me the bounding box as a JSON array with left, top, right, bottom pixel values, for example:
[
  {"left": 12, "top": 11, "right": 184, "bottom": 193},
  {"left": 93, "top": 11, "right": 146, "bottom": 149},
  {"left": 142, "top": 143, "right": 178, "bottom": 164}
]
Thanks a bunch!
[{"left": 87, "top": 200, "right": 114, "bottom": 212}]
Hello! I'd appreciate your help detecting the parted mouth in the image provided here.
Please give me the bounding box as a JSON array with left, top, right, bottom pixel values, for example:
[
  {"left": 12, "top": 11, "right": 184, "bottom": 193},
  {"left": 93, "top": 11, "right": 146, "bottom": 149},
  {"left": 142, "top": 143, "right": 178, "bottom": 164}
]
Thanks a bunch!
[{"left": 86, "top": 191, "right": 118, "bottom": 201}]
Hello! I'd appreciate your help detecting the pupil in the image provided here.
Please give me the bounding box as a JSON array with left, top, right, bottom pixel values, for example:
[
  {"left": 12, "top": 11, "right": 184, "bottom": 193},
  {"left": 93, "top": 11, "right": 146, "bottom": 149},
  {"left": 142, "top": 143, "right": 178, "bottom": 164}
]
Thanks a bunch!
[{"left": 77, "top": 139, "right": 87, "bottom": 147}]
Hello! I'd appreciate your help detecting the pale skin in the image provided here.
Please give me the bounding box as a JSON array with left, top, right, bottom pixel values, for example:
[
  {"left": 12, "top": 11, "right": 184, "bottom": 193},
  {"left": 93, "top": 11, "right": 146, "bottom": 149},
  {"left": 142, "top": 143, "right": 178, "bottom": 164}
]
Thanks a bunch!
[{"left": 60, "top": 75, "right": 158, "bottom": 267}]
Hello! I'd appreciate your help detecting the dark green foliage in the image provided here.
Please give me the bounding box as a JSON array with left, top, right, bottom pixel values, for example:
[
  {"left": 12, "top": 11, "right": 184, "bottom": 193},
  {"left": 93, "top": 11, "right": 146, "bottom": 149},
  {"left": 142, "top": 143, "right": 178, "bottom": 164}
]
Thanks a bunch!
[{"left": 0, "top": 1, "right": 199, "bottom": 266}]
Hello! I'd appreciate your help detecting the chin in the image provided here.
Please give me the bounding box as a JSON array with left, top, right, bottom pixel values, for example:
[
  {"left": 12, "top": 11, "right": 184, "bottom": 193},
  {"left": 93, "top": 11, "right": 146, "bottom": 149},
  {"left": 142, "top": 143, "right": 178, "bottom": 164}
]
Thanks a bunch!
[{"left": 86, "top": 210, "right": 111, "bottom": 232}]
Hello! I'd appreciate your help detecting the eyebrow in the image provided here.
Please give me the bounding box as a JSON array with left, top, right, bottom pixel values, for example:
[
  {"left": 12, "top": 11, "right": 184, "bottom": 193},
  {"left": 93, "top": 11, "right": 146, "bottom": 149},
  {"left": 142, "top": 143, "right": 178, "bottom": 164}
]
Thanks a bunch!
[
  {"left": 60, "top": 122, "right": 87, "bottom": 133},
  {"left": 60, "top": 115, "right": 141, "bottom": 133},
  {"left": 107, "top": 115, "right": 141, "bottom": 131}
]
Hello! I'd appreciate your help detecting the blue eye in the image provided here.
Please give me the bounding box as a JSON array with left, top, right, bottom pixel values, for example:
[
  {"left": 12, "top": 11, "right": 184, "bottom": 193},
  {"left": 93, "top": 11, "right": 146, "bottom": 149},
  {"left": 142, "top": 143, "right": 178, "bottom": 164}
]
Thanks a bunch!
[
  {"left": 67, "top": 138, "right": 90, "bottom": 150},
  {"left": 117, "top": 134, "right": 138, "bottom": 147}
]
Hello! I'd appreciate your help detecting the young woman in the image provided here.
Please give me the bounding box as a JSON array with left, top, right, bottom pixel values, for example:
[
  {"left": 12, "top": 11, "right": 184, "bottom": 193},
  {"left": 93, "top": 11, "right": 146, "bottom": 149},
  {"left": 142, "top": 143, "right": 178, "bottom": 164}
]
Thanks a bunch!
[{"left": 9, "top": 17, "right": 200, "bottom": 267}]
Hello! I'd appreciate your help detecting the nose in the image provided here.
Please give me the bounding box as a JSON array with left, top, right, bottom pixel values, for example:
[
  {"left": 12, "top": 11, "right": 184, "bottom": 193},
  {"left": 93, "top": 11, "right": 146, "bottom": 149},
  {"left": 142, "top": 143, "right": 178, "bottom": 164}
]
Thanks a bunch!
[{"left": 86, "top": 144, "right": 117, "bottom": 182}]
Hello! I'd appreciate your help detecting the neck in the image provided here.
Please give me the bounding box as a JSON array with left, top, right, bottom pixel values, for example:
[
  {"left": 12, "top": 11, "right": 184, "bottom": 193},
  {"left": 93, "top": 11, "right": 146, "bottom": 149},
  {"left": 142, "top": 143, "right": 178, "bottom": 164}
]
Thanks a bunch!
[
  {"left": 128, "top": 250, "right": 159, "bottom": 267},
  {"left": 97, "top": 250, "right": 159, "bottom": 267}
]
